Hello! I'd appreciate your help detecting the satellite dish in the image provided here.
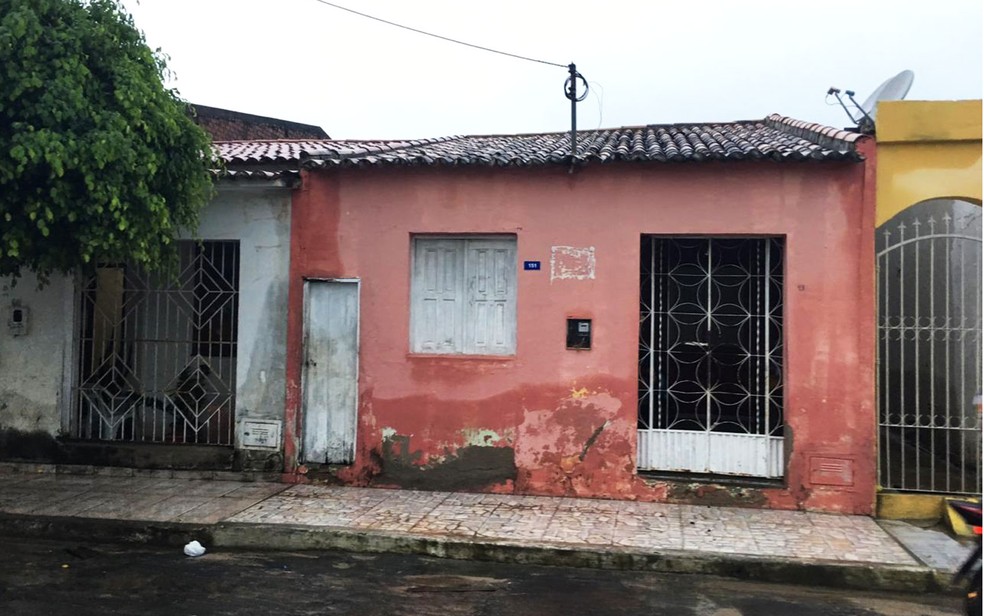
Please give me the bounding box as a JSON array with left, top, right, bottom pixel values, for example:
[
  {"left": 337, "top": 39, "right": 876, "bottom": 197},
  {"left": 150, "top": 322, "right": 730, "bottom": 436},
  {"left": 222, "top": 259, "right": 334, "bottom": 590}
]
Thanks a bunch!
[
  {"left": 826, "top": 70, "right": 915, "bottom": 133},
  {"left": 859, "top": 69, "right": 915, "bottom": 121}
]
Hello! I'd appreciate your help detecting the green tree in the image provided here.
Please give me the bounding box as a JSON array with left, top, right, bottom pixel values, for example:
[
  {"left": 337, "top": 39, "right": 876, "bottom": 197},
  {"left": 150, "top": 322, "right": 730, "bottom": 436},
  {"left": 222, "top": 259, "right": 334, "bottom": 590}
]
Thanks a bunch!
[{"left": 0, "top": 0, "right": 215, "bottom": 281}]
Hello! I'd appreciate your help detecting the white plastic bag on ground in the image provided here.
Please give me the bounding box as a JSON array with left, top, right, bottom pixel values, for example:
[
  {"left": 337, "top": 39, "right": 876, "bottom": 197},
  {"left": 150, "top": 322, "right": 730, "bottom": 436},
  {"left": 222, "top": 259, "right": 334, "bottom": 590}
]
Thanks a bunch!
[{"left": 183, "top": 540, "right": 206, "bottom": 557}]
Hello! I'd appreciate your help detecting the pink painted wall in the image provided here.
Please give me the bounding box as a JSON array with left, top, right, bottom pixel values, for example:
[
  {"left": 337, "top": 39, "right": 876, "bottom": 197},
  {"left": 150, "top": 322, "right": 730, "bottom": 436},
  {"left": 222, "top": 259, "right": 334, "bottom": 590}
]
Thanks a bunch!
[{"left": 284, "top": 149, "right": 877, "bottom": 514}]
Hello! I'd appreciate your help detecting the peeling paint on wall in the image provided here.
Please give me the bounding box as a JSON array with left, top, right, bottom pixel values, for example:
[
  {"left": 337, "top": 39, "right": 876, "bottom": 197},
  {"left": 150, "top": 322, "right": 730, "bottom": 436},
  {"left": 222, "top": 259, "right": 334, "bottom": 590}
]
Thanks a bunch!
[
  {"left": 460, "top": 428, "right": 513, "bottom": 448},
  {"left": 570, "top": 387, "right": 590, "bottom": 400},
  {"left": 550, "top": 246, "right": 595, "bottom": 281},
  {"left": 514, "top": 387, "right": 637, "bottom": 497},
  {"left": 666, "top": 482, "right": 769, "bottom": 508}
]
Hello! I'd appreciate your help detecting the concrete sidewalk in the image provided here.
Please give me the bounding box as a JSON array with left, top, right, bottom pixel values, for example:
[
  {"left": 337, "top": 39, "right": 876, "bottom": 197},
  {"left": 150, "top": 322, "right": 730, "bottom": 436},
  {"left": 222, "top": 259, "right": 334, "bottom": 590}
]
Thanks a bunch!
[{"left": 0, "top": 463, "right": 972, "bottom": 593}]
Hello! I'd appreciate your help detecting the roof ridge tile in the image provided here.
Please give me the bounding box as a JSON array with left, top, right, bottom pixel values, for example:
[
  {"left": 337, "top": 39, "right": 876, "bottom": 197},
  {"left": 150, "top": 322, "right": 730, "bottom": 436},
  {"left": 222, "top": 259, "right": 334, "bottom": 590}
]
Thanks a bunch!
[{"left": 765, "top": 113, "right": 868, "bottom": 153}]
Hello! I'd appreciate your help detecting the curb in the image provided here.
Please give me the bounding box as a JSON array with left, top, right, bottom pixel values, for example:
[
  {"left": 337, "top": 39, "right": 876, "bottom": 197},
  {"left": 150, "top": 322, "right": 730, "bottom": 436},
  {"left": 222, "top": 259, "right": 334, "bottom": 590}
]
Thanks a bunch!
[{"left": 0, "top": 513, "right": 947, "bottom": 594}]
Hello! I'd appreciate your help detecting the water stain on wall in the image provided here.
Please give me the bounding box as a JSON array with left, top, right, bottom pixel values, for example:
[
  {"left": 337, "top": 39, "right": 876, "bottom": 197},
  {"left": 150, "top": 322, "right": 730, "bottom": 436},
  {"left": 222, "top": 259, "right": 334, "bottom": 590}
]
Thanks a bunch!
[{"left": 373, "top": 431, "right": 517, "bottom": 491}]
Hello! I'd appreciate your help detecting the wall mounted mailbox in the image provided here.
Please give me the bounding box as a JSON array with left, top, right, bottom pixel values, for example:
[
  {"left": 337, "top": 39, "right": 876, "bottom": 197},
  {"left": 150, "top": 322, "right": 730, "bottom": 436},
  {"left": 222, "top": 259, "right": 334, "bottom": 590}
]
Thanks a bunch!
[
  {"left": 566, "top": 318, "right": 591, "bottom": 350},
  {"left": 7, "top": 304, "right": 28, "bottom": 336}
]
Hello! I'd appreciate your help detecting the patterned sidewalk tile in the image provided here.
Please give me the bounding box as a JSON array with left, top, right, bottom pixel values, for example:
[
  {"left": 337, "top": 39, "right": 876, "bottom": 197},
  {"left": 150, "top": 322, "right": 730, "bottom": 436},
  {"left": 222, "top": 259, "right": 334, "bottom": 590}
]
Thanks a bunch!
[
  {"left": 15, "top": 475, "right": 106, "bottom": 489},
  {"left": 0, "top": 470, "right": 927, "bottom": 568},
  {"left": 410, "top": 503, "right": 498, "bottom": 537},
  {"left": 0, "top": 489, "right": 92, "bottom": 515},
  {"left": 130, "top": 478, "right": 203, "bottom": 494},
  {"left": 74, "top": 493, "right": 174, "bottom": 520},
  {"left": 542, "top": 511, "right": 618, "bottom": 545},
  {"left": 28, "top": 492, "right": 125, "bottom": 517},
  {"left": 279, "top": 485, "right": 390, "bottom": 507},
  {"left": 475, "top": 504, "right": 556, "bottom": 541},
  {"left": 612, "top": 509, "right": 683, "bottom": 550},
  {"left": 228, "top": 495, "right": 376, "bottom": 526},
  {"left": 555, "top": 498, "right": 621, "bottom": 513},
  {"left": 173, "top": 497, "right": 266, "bottom": 524},
  {"left": 221, "top": 483, "right": 288, "bottom": 500},
  {"left": 682, "top": 520, "right": 759, "bottom": 554},
  {"left": 349, "top": 490, "right": 448, "bottom": 532},
  {"left": 137, "top": 496, "right": 224, "bottom": 522},
  {"left": 172, "top": 480, "right": 246, "bottom": 498}
]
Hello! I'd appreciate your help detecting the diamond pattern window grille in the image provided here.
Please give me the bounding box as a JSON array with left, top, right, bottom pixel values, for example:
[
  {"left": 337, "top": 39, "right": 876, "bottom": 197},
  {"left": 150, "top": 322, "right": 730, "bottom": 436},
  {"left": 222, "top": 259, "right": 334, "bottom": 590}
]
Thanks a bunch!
[{"left": 72, "top": 241, "right": 239, "bottom": 445}]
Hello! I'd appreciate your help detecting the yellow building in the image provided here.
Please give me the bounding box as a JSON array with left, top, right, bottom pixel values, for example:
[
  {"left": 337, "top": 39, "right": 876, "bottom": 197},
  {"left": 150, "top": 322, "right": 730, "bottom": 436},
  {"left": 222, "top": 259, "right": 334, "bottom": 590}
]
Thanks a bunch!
[
  {"left": 877, "top": 99, "right": 982, "bottom": 224},
  {"left": 875, "top": 100, "right": 983, "bottom": 521}
]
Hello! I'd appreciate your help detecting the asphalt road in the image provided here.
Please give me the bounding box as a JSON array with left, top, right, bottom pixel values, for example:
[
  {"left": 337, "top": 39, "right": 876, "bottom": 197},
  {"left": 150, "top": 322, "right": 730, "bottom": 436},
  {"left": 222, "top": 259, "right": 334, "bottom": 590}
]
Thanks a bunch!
[{"left": 0, "top": 535, "right": 963, "bottom": 616}]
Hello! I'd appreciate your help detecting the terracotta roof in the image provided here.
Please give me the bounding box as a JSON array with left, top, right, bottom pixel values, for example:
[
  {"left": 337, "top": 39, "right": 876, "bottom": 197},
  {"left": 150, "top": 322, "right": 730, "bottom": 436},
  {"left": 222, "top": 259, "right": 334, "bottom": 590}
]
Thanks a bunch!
[
  {"left": 215, "top": 114, "right": 866, "bottom": 171},
  {"left": 217, "top": 168, "right": 300, "bottom": 182},
  {"left": 218, "top": 140, "right": 345, "bottom": 164}
]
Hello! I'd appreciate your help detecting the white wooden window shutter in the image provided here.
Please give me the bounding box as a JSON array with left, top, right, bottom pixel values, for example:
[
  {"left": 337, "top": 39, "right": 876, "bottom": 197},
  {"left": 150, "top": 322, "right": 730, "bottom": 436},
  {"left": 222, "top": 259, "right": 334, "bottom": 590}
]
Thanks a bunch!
[
  {"left": 465, "top": 240, "right": 516, "bottom": 354},
  {"left": 412, "top": 239, "right": 464, "bottom": 353},
  {"left": 411, "top": 236, "right": 516, "bottom": 355}
]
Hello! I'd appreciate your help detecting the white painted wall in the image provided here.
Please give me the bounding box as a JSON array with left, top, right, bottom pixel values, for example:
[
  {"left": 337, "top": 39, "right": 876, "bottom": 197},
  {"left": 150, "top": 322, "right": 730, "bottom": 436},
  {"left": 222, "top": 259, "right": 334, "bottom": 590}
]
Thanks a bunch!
[
  {"left": 0, "top": 182, "right": 292, "bottom": 449},
  {"left": 0, "top": 273, "right": 74, "bottom": 436},
  {"left": 194, "top": 185, "right": 291, "bottom": 430}
]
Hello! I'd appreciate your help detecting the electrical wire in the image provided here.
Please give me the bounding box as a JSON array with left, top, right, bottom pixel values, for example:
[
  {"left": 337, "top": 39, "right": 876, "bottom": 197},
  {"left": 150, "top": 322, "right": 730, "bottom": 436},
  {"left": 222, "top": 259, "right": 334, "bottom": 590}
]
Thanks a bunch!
[
  {"left": 309, "top": 0, "right": 567, "bottom": 69},
  {"left": 589, "top": 80, "right": 605, "bottom": 129}
]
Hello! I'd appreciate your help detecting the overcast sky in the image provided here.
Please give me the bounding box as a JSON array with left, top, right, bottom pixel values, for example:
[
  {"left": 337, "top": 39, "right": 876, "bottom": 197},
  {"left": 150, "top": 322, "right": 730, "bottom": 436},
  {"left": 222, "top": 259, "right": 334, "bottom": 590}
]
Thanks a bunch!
[{"left": 120, "top": 0, "right": 982, "bottom": 140}]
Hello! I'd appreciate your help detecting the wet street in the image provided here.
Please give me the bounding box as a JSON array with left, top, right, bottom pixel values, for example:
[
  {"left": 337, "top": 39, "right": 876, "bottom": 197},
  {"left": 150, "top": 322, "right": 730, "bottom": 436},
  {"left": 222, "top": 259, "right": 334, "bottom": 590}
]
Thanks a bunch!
[{"left": 0, "top": 535, "right": 962, "bottom": 615}]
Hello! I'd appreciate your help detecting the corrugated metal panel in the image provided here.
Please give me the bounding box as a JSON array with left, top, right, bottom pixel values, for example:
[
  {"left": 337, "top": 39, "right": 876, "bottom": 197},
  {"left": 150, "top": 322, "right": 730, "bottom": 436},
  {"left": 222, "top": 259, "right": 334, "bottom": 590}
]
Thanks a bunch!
[{"left": 638, "top": 430, "right": 784, "bottom": 478}]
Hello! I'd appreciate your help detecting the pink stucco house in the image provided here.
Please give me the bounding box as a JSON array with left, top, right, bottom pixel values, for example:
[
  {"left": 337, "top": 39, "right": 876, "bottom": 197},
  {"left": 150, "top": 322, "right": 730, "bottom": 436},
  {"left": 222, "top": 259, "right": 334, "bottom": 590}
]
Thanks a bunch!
[{"left": 218, "top": 113, "right": 877, "bottom": 514}]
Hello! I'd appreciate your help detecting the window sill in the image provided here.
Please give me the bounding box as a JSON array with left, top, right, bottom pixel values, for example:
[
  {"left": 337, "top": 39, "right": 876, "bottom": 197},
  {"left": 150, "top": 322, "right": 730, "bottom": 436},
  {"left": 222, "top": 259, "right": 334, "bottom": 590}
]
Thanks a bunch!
[{"left": 637, "top": 470, "right": 786, "bottom": 490}]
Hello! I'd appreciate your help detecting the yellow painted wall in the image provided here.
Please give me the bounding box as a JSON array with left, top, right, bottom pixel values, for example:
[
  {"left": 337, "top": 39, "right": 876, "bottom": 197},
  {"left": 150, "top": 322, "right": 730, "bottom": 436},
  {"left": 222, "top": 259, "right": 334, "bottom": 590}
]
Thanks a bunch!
[{"left": 876, "top": 100, "right": 982, "bottom": 226}]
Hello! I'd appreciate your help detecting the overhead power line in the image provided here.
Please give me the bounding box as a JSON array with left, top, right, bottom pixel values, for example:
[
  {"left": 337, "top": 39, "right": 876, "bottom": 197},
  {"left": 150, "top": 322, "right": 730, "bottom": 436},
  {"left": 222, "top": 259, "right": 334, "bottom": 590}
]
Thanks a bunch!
[{"left": 309, "top": 0, "right": 567, "bottom": 68}]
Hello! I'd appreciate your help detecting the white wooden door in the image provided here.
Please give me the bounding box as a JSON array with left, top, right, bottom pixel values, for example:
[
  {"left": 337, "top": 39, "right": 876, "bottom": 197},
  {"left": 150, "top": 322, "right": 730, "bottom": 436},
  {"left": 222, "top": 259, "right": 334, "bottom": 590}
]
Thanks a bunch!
[{"left": 302, "top": 279, "right": 359, "bottom": 464}]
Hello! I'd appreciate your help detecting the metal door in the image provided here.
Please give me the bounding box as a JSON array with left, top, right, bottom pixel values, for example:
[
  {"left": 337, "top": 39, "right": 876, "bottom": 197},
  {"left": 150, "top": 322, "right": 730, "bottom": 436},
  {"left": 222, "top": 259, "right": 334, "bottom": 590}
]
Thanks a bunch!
[
  {"left": 638, "top": 237, "right": 784, "bottom": 477},
  {"left": 302, "top": 279, "right": 359, "bottom": 464},
  {"left": 877, "top": 199, "right": 982, "bottom": 494}
]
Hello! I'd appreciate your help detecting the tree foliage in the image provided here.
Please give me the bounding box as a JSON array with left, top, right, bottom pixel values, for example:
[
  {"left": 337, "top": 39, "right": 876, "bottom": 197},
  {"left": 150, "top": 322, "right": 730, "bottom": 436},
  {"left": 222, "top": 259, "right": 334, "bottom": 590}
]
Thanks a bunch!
[{"left": 0, "top": 0, "right": 216, "bottom": 280}]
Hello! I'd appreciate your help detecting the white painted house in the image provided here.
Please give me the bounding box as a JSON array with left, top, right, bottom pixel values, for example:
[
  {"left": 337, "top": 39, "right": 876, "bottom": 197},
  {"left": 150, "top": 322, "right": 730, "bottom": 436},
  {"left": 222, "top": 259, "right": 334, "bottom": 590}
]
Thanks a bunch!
[{"left": 0, "top": 176, "right": 294, "bottom": 471}]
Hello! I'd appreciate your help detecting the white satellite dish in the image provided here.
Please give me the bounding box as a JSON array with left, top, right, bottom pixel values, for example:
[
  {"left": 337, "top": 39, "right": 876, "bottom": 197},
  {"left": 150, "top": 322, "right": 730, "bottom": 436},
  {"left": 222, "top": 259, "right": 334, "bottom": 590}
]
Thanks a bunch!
[{"left": 859, "top": 69, "right": 915, "bottom": 121}]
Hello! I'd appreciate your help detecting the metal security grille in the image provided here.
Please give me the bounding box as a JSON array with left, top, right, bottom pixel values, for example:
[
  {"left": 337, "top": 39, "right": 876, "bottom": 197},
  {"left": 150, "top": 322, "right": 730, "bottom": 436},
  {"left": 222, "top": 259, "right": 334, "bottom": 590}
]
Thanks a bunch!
[
  {"left": 638, "top": 237, "right": 784, "bottom": 477},
  {"left": 72, "top": 241, "right": 239, "bottom": 445},
  {"left": 877, "top": 200, "right": 982, "bottom": 494}
]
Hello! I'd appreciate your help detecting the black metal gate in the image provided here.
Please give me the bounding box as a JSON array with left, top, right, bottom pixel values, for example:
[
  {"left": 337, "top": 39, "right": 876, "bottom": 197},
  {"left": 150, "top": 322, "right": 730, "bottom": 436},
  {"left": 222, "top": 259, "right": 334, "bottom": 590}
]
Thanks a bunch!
[{"left": 638, "top": 237, "right": 785, "bottom": 477}]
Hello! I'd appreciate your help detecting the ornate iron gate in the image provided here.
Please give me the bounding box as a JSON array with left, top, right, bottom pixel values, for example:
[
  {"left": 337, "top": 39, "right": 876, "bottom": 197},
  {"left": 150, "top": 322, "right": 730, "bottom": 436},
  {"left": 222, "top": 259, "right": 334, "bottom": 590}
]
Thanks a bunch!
[
  {"left": 638, "top": 237, "right": 784, "bottom": 477},
  {"left": 72, "top": 241, "right": 239, "bottom": 445},
  {"left": 877, "top": 199, "right": 982, "bottom": 494}
]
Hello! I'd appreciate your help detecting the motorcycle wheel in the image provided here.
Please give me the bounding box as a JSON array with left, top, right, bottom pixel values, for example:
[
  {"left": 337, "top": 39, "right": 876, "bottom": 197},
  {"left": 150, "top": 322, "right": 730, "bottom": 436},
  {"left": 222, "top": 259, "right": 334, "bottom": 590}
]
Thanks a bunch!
[{"left": 966, "top": 569, "right": 981, "bottom": 616}]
